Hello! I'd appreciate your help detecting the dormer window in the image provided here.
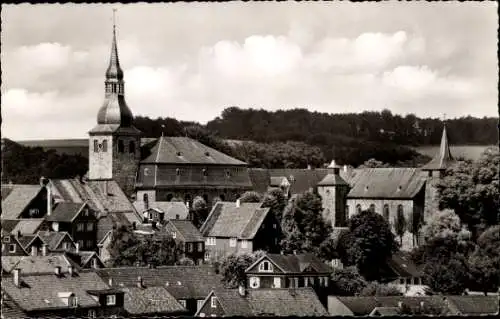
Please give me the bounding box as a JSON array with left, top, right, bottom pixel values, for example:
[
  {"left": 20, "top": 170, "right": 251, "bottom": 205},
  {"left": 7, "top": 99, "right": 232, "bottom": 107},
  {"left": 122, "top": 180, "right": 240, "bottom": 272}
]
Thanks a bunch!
[
  {"left": 176, "top": 168, "right": 181, "bottom": 176},
  {"left": 225, "top": 170, "right": 231, "bottom": 178},
  {"left": 202, "top": 169, "right": 208, "bottom": 177},
  {"left": 106, "top": 294, "right": 116, "bottom": 306},
  {"left": 211, "top": 296, "right": 217, "bottom": 308},
  {"left": 258, "top": 260, "right": 273, "bottom": 272}
]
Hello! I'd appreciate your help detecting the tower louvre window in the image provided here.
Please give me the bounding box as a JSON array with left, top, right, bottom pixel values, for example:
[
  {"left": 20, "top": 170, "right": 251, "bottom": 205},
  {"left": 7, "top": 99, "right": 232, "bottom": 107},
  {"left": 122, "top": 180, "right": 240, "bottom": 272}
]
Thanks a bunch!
[
  {"left": 383, "top": 204, "right": 390, "bottom": 220},
  {"left": 93, "top": 140, "right": 99, "bottom": 152},
  {"left": 102, "top": 140, "right": 108, "bottom": 152}
]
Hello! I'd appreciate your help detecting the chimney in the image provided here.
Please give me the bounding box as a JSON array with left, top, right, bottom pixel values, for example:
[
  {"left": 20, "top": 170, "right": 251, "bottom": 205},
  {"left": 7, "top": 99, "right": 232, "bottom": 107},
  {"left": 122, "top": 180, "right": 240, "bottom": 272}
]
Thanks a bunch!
[
  {"left": 44, "top": 180, "right": 52, "bottom": 216},
  {"left": 75, "top": 243, "right": 80, "bottom": 253},
  {"left": 54, "top": 266, "right": 61, "bottom": 276},
  {"left": 42, "top": 244, "right": 48, "bottom": 256},
  {"left": 13, "top": 268, "right": 21, "bottom": 287},
  {"left": 185, "top": 201, "right": 190, "bottom": 209},
  {"left": 238, "top": 285, "right": 246, "bottom": 297},
  {"left": 31, "top": 246, "right": 38, "bottom": 257},
  {"left": 68, "top": 265, "right": 74, "bottom": 277},
  {"left": 108, "top": 278, "right": 113, "bottom": 287},
  {"left": 236, "top": 199, "right": 240, "bottom": 208},
  {"left": 175, "top": 214, "right": 180, "bottom": 220},
  {"left": 343, "top": 165, "right": 347, "bottom": 172},
  {"left": 137, "top": 276, "right": 143, "bottom": 288}
]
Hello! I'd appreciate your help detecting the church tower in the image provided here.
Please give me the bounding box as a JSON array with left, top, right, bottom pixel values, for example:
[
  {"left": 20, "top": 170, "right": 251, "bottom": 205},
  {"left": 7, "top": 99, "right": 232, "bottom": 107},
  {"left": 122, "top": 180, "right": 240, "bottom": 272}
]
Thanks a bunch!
[
  {"left": 317, "top": 160, "right": 350, "bottom": 227},
  {"left": 88, "top": 18, "right": 142, "bottom": 196}
]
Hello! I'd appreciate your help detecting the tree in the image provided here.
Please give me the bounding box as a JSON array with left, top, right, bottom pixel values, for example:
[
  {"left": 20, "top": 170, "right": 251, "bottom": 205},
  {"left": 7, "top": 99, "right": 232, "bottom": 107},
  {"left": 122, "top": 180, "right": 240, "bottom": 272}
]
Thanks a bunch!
[
  {"left": 339, "top": 210, "right": 398, "bottom": 281},
  {"left": 422, "top": 209, "right": 470, "bottom": 242},
  {"left": 219, "top": 251, "right": 263, "bottom": 288},
  {"left": 329, "top": 266, "right": 367, "bottom": 296},
  {"left": 359, "top": 282, "right": 403, "bottom": 296},
  {"left": 423, "top": 254, "right": 469, "bottom": 295},
  {"left": 279, "top": 192, "right": 331, "bottom": 256},
  {"left": 358, "top": 158, "right": 391, "bottom": 168},
  {"left": 262, "top": 188, "right": 287, "bottom": 224},
  {"left": 436, "top": 147, "right": 499, "bottom": 237},
  {"left": 394, "top": 209, "right": 407, "bottom": 246},
  {"left": 468, "top": 225, "right": 500, "bottom": 295},
  {"left": 191, "top": 196, "right": 209, "bottom": 229},
  {"left": 239, "top": 191, "right": 262, "bottom": 203}
]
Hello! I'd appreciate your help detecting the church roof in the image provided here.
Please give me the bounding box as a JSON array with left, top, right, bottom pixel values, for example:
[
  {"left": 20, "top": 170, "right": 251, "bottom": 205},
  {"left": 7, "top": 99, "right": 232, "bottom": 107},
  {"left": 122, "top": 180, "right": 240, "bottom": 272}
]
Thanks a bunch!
[
  {"left": 140, "top": 136, "right": 247, "bottom": 165},
  {"left": 317, "top": 173, "right": 349, "bottom": 186},
  {"left": 422, "top": 124, "right": 454, "bottom": 170}
]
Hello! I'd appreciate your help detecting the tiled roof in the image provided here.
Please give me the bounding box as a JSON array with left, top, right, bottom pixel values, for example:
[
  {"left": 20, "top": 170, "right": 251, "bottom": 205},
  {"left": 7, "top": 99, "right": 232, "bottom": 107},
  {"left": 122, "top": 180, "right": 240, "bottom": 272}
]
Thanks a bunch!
[
  {"left": 11, "top": 219, "right": 44, "bottom": 235},
  {"left": 2, "top": 255, "right": 72, "bottom": 274},
  {"left": 97, "top": 211, "right": 131, "bottom": 244},
  {"left": 50, "top": 179, "right": 140, "bottom": 223},
  {"left": 134, "top": 201, "right": 189, "bottom": 220},
  {"left": 446, "top": 296, "right": 499, "bottom": 315},
  {"left": 347, "top": 168, "right": 426, "bottom": 199},
  {"left": 15, "top": 234, "right": 38, "bottom": 250},
  {"left": 1, "top": 271, "right": 111, "bottom": 311},
  {"left": 422, "top": 125, "right": 454, "bottom": 171},
  {"left": 1, "top": 185, "right": 41, "bottom": 219},
  {"left": 1, "top": 219, "right": 20, "bottom": 234},
  {"left": 208, "top": 288, "right": 328, "bottom": 316},
  {"left": 122, "top": 286, "right": 187, "bottom": 315},
  {"left": 38, "top": 231, "right": 73, "bottom": 251},
  {"left": 168, "top": 220, "right": 204, "bottom": 242},
  {"left": 267, "top": 168, "right": 332, "bottom": 195},
  {"left": 317, "top": 173, "right": 349, "bottom": 186},
  {"left": 97, "top": 266, "right": 223, "bottom": 300},
  {"left": 46, "top": 202, "right": 84, "bottom": 222},
  {"left": 387, "top": 251, "right": 422, "bottom": 278},
  {"left": 335, "top": 296, "right": 448, "bottom": 316},
  {"left": 200, "top": 202, "right": 270, "bottom": 239},
  {"left": 63, "top": 250, "right": 101, "bottom": 269},
  {"left": 1, "top": 185, "right": 15, "bottom": 200},
  {"left": 250, "top": 253, "right": 333, "bottom": 274},
  {"left": 1, "top": 292, "right": 26, "bottom": 318},
  {"left": 371, "top": 306, "right": 401, "bottom": 316},
  {"left": 141, "top": 136, "right": 247, "bottom": 165}
]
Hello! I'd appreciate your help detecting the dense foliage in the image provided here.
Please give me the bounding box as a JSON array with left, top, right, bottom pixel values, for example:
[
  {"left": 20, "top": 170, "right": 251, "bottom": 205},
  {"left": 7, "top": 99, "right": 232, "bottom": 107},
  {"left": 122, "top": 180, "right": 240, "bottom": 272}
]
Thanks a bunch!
[
  {"left": 218, "top": 251, "right": 266, "bottom": 288},
  {"left": 238, "top": 191, "right": 263, "bottom": 203},
  {"left": 337, "top": 210, "right": 398, "bottom": 281},
  {"left": 329, "top": 267, "right": 367, "bottom": 296},
  {"left": 2, "top": 138, "right": 88, "bottom": 184},
  {"left": 436, "top": 147, "right": 500, "bottom": 237},
  {"left": 190, "top": 196, "right": 210, "bottom": 229},
  {"left": 468, "top": 225, "right": 500, "bottom": 294},
  {"left": 261, "top": 188, "right": 288, "bottom": 224},
  {"left": 359, "top": 282, "right": 403, "bottom": 297}
]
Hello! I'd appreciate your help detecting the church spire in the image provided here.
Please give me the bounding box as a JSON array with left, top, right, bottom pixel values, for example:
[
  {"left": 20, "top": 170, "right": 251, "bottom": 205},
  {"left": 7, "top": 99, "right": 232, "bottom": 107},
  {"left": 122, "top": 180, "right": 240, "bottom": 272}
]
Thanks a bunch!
[
  {"left": 106, "top": 9, "right": 124, "bottom": 82},
  {"left": 422, "top": 122, "right": 454, "bottom": 171}
]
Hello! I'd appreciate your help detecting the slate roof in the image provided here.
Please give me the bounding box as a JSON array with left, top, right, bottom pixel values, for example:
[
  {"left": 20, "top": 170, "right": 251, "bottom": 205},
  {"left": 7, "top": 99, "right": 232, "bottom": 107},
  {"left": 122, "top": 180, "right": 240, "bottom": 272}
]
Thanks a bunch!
[
  {"left": 422, "top": 125, "right": 454, "bottom": 171},
  {"left": 168, "top": 219, "right": 204, "bottom": 242},
  {"left": 45, "top": 202, "right": 84, "bottom": 222},
  {"left": 37, "top": 231, "right": 74, "bottom": 251},
  {"left": 97, "top": 266, "right": 223, "bottom": 300},
  {"left": 334, "top": 296, "right": 448, "bottom": 316},
  {"left": 1, "top": 219, "right": 20, "bottom": 234},
  {"left": 2, "top": 255, "right": 72, "bottom": 274},
  {"left": 133, "top": 201, "right": 189, "bottom": 220},
  {"left": 1, "top": 292, "right": 26, "bottom": 318},
  {"left": 266, "top": 168, "right": 333, "bottom": 195},
  {"left": 248, "top": 253, "right": 333, "bottom": 274},
  {"left": 1, "top": 185, "right": 42, "bottom": 219},
  {"left": 317, "top": 173, "right": 349, "bottom": 186},
  {"left": 122, "top": 286, "right": 187, "bottom": 315},
  {"left": 97, "top": 211, "right": 132, "bottom": 244},
  {"left": 63, "top": 250, "right": 102, "bottom": 269},
  {"left": 141, "top": 136, "right": 247, "bottom": 165},
  {"left": 1, "top": 271, "right": 111, "bottom": 311},
  {"left": 15, "top": 234, "right": 39, "bottom": 250},
  {"left": 50, "top": 178, "right": 140, "bottom": 223},
  {"left": 446, "top": 296, "right": 499, "bottom": 315},
  {"left": 200, "top": 202, "right": 270, "bottom": 239},
  {"left": 347, "top": 168, "right": 426, "bottom": 199},
  {"left": 1, "top": 185, "right": 15, "bottom": 200},
  {"left": 204, "top": 288, "right": 328, "bottom": 316},
  {"left": 10, "top": 219, "right": 44, "bottom": 235}
]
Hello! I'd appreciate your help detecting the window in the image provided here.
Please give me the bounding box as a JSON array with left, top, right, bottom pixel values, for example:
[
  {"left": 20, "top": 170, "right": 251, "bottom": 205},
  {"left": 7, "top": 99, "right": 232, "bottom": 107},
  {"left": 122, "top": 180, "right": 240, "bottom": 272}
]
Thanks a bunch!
[
  {"left": 383, "top": 204, "right": 390, "bottom": 221},
  {"left": 129, "top": 141, "right": 135, "bottom": 154},
  {"left": 259, "top": 261, "right": 273, "bottom": 272},
  {"left": 273, "top": 223, "right": 277, "bottom": 229},
  {"left": 143, "top": 193, "right": 149, "bottom": 202},
  {"left": 211, "top": 296, "right": 217, "bottom": 308},
  {"left": 241, "top": 240, "right": 248, "bottom": 249},
  {"left": 369, "top": 204, "right": 375, "bottom": 213},
  {"left": 204, "top": 252, "right": 210, "bottom": 261},
  {"left": 106, "top": 294, "right": 116, "bottom": 306},
  {"left": 198, "top": 242, "right": 203, "bottom": 252},
  {"left": 172, "top": 232, "right": 177, "bottom": 239},
  {"left": 345, "top": 205, "right": 349, "bottom": 215},
  {"left": 69, "top": 296, "right": 78, "bottom": 308},
  {"left": 63, "top": 242, "right": 69, "bottom": 250},
  {"left": 187, "top": 243, "right": 193, "bottom": 252},
  {"left": 77, "top": 223, "right": 84, "bottom": 232},
  {"left": 86, "top": 240, "right": 93, "bottom": 249},
  {"left": 87, "top": 222, "right": 94, "bottom": 231},
  {"left": 356, "top": 204, "right": 362, "bottom": 214},
  {"left": 93, "top": 140, "right": 98, "bottom": 152},
  {"left": 225, "top": 170, "right": 231, "bottom": 178},
  {"left": 78, "top": 240, "right": 84, "bottom": 248},
  {"left": 202, "top": 168, "right": 208, "bottom": 177},
  {"left": 3, "top": 236, "right": 11, "bottom": 243},
  {"left": 179, "top": 299, "right": 186, "bottom": 307},
  {"left": 88, "top": 310, "right": 96, "bottom": 318},
  {"left": 144, "top": 168, "right": 151, "bottom": 176},
  {"left": 229, "top": 238, "right": 237, "bottom": 247},
  {"left": 176, "top": 168, "right": 181, "bottom": 176},
  {"left": 102, "top": 140, "right": 108, "bottom": 152},
  {"left": 197, "top": 299, "right": 204, "bottom": 311},
  {"left": 206, "top": 237, "right": 216, "bottom": 246},
  {"left": 9, "top": 244, "right": 16, "bottom": 253},
  {"left": 397, "top": 204, "right": 404, "bottom": 216},
  {"left": 29, "top": 208, "right": 39, "bottom": 216},
  {"left": 118, "top": 140, "right": 124, "bottom": 153},
  {"left": 273, "top": 277, "right": 281, "bottom": 288}
]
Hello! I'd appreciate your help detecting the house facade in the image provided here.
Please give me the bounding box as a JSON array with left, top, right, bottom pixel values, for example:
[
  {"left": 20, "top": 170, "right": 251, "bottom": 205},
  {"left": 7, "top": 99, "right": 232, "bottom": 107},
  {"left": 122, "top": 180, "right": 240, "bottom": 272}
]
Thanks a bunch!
[
  {"left": 1, "top": 235, "right": 27, "bottom": 257},
  {"left": 200, "top": 201, "right": 281, "bottom": 261},
  {"left": 164, "top": 219, "right": 205, "bottom": 264}
]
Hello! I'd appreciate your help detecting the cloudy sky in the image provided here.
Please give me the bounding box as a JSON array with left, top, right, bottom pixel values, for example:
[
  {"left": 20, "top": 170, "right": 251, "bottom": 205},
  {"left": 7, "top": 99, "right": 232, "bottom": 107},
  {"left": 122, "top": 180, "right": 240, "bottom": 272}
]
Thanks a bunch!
[{"left": 2, "top": 2, "right": 498, "bottom": 140}]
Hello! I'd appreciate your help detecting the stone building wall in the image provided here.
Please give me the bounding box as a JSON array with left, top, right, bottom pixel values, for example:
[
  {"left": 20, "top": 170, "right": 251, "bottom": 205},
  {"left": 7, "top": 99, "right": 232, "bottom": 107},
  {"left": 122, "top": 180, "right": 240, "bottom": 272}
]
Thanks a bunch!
[
  {"left": 112, "top": 135, "right": 141, "bottom": 197},
  {"left": 88, "top": 135, "right": 113, "bottom": 180}
]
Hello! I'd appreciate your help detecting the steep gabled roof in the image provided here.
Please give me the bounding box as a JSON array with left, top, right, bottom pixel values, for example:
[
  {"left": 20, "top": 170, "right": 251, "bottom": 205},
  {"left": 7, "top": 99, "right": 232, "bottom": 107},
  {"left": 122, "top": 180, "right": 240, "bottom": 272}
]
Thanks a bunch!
[
  {"left": 200, "top": 202, "right": 270, "bottom": 239},
  {"left": 334, "top": 296, "right": 448, "bottom": 316},
  {"left": 122, "top": 286, "right": 187, "bottom": 315},
  {"left": 133, "top": 201, "right": 189, "bottom": 220},
  {"left": 168, "top": 220, "right": 204, "bottom": 242},
  {"left": 446, "top": 296, "right": 499, "bottom": 315},
  {"left": 2, "top": 255, "right": 72, "bottom": 274},
  {"left": 46, "top": 202, "right": 85, "bottom": 222},
  {"left": 1, "top": 219, "right": 20, "bottom": 234},
  {"left": 317, "top": 173, "right": 349, "bottom": 186},
  {"left": 141, "top": 136, "right": 247, "bottom": 166},
  {"left": 10, "top": 219, "right": 44, "bottom": 235},
  {"left": 247, "top": 253, "right": 333, "bottom": 274},
  {"left": 347, "top": 168, "right": 426, "bottom": 199},
  {"left": 1, "top": 185, "right": 42, "bottom": 219},
  {"left": 38, "top": 231, "right": 74, "bottom": 251},
  {"left": 422, "top": 124, "right": 454, "bottom": 171}
]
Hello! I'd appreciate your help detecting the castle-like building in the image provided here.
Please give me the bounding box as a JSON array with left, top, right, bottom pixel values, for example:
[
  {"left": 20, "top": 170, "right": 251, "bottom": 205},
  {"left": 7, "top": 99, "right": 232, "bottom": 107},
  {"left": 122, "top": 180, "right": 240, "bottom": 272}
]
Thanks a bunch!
[{"left": 87, "top": 24, "right": 253, "bottom": 210}]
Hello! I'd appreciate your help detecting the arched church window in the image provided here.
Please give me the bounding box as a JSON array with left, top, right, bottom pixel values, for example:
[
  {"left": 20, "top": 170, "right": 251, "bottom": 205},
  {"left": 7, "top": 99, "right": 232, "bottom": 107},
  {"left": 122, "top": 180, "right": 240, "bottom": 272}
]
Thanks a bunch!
[
  {"left": 129, "top": 141, "right": 135, "bottom": 154},
  {"left": 118, "top": 140, "right": 124, "bottom": 153},
  {"left": 369, "top": 204, "right": 375, "bottom": 213},
  {"left": 93, "top": 140, "right": 99, "bottom": 152},
  {"left": 356, "top": 204, "right": 362, "bottom": 214},
  {"left": 383, "top": 204, "right": 390, "bottom": 220},
  {"left": 397, "top": 204, "right": 404, "bottom": 216},
  {"left": 102, "top": 140, "right": 108, "bottom": 152}
]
